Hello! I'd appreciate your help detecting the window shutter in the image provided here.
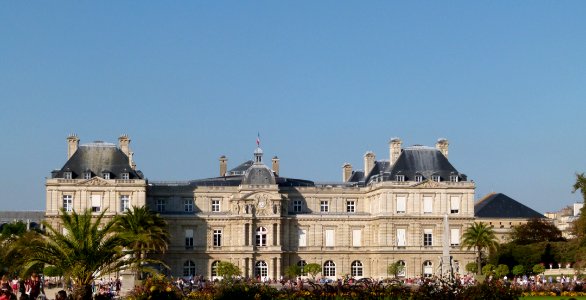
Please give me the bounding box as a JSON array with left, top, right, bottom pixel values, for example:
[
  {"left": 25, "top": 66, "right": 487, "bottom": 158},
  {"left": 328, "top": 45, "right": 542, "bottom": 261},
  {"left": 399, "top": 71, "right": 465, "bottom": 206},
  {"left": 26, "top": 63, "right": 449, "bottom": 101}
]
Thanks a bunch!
[
  {"left": 299, "top": 229, "right": 307, "bottom": 247},
  {"left": 397, "top": 228, "right": 406, "bottom": 246},
  {"left": 396, "top": 196, "right": 406, "bottom": 213},
  {"left": 325, "top": 229, "right": 334, "bottom": 247},
  {"left": 423, "top": 196, "right": 433, "bottom": 213},
  {"left": 91, "top": 195, "right": 101, "bottom": 207},
  {"left": 450, "top": 197, "right": 460, "bottom": 211},
  {"left": 451, "top": 228, "right": 460, "bottom": 245},
  {"left": 352, "top": 229, "right": 361, "bottom": 247}
]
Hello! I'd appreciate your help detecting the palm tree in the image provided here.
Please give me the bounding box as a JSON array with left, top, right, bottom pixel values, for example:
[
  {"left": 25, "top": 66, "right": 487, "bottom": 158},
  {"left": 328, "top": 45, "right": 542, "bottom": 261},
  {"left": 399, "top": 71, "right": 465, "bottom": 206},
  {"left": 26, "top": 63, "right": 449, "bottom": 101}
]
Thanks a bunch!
[
  {"left": 113, "top": 205, "right": 169, "bottom": 275},
  {"left": 461, "top": 222, "right": 498, "bottom": 275},
  {"left": 14, "top": 209, "right": 135, "bottom": 300}
]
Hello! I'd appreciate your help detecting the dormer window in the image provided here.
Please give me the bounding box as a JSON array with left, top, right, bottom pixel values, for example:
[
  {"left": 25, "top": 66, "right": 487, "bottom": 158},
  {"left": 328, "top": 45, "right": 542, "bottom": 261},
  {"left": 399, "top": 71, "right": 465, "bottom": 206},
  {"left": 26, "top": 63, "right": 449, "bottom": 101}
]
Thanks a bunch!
[
  {"left": 83, "top": 172, "right": 91, "bottom": 180},
  {"left": 431, "top": 175, "right": 441, "bottom": 182},
  {"left": 102, "top": 172, "right": 110, "bottom": 180},
  {"left": 64, "top": 172, "right": 72, "bottom": 179},
  {"left": 395, "top": 175, "right": 405, "bottom": 182},
  {"left": 415, "top": 174, "right": 423, "bottom": 182},
  {"left": 121, "top": 173, "right": 130, "bottom": 180},
  {"left": 450, "top": 175, "right": 459, "bottom": 182}
]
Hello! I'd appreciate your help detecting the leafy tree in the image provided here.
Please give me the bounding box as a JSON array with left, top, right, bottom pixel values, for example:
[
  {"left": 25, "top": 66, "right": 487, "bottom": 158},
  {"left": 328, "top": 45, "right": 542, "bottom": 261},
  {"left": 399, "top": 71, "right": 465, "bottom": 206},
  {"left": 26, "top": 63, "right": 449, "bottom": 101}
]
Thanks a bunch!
[
  {"left": 512, "top": 265, "right": 525, "bottom": 276},
  {"left": 465, "top": 262, "right": 477, "bottom": 274},
  {"left": 572, "top": 173, "right": 586, "bottom": 239},
  {"left": 0, "top": 221, "right": 33, "bottom": 276},
  {"left": 0, "top": 221, "right": 27, "bottom": 239},
  {"left": 511, "top": 218, "right": 565, "bottom": 245},
  {"left": 533, "top": 264, "right": 545, "bottom": 275},
  {"left": 387, "top": 261, "right": 405, "bottom": 278},
  {"left": 284, "top": 265, "right": 301, "bottom": 279},
  {"left": 304, "top": 263, "right": 321, "bottom": 281},
  {"left": 482, "top": 264, "right": 495, "bottom": 276},
  {"left": 216, "top": 261, "right": 241, "bottom": 280},
  {"left": 495, "top": 264, "right": 509, "bottom": 278},
  {"left": 461, "top": 222, "right": 498, "bottom": 275},
  {"left": 13, "top": 209, "right": 136, "bottom": 300},
  {"left": 114, "top": 205, "right": 170, "bottom": 275}
]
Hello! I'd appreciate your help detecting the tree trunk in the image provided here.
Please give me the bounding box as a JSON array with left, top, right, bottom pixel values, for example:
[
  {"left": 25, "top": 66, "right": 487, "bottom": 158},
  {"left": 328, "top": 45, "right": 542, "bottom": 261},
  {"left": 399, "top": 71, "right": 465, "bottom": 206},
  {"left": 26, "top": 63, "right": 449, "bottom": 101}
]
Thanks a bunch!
[
  {"left": 477, "top": 247, "right": 482, "bottom": 275},
  {"left": 72, "top": 284, "right": 93, "bottom": 300}
]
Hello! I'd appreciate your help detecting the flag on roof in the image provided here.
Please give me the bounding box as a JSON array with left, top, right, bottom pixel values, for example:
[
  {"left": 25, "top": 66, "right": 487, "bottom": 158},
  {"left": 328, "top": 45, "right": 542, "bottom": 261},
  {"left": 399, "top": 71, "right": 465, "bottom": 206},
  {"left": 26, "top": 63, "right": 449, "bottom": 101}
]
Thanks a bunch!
[{"left": 256, "top": 132, "right": 260, "bottom": 147}]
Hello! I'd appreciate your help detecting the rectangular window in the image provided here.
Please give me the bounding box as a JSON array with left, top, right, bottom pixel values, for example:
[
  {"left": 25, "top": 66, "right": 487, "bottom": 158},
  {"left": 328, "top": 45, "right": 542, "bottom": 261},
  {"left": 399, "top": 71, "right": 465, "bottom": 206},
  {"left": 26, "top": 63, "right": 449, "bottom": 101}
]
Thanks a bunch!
[
  {"left": 450, "top": 196, "right": 460, "bottom": 214},
  {"left": 156, "top": 199, "right": 166, "bottom": 212},
  {"left": 320, "top": 200, "right": 329, "bottom": 213},
  {"left": 211, "top": 199, "right": 220, "bottom": 212},
  {"left": 352, "top": 229, "right": 361, "bottom": 247},
  {"left": 121, "top": 173, "right": 130, "bottom": 180},
  {"left": 423, "top": 196, "right": 433, "bottom": 214},
  {"left": 415, "top": 175, "right": 423, "bottom": 182},
  {"left": 423, "top": 229, "right": 433, "bottom": 247},
  {"left": 346, "top": 200, "right": 355, "bottom": 213},
  {"left": 432, "top": 175, "right": 440, "bottom": 182},
  {"left": 293, "top": 200, "right": 302, "bottom": 213},
  {"left": 185, "top": 229, "right": 194, "bottom": 249},
  {"left": 397, "top": 228, "right": 406, "bottom": 247},
  {"left": 184, "top": 198, "right": 194, "bottom": 212},
  {"left": 396, "top": 196, "right": 406, "bottom": 213},
  {"left": 396, "top": 175, "right": 405, "bottom": 182},
  {"left": 298, "top": 229, "right": 307, "bottom": 247},
  {"left": 325, "top": 229, "right": 334, "bottom": 247},
  {"left": 213, "top": 229, "right": 222, "bottom": 247},
  {"left": 450, "top": 175, "right": 459, "bottom": 182},
  {"left": 450, "top": 228, "right": 460, "bottom": 246},
  {"left": 64, "top": 172, "right": 72, "bottom": 180},
  {"left": 91, "top": 195, "right": 101, "bottom": 212},
  {"left": 120, "top": 195, "right": 130, "bottom": 212},
  {"left": 63, "top": 195, "right": 73, "bottom": 212},
  {"left": 102, "top": 172, "right": 110, "bottom": 180},
  {"left": 84, "top": 172, "right": 91, "bottom": 180}
]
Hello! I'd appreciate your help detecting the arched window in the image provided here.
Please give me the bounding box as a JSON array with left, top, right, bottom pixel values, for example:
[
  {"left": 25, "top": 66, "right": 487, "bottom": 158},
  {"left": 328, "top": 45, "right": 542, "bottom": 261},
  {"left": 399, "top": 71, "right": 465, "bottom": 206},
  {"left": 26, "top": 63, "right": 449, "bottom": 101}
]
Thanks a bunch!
[
  {"left": 211, "top": 261, "right": 220, "bottom": 277},
  {"left": 397, "top": 260, "right": 406, "bottom": 277},
  {"left": 255, "top": 261, "right": 268, "bottom": 277},
  {"left": 423, "top": 260, "right": 433, "bottom": 277},
  {"left": 323, "top": 260, "right": 336, "bottom": 277},
  {"left": 183, "top": 260, "right": 195, "bottom": 277},
  {"left": 256, "top": 227, "right": 267, "bottom": 247},
  {"left": 297, "top": 260, "right": 307, "bottom": 276},
  {"left": 351, "top": 260, "right": 363, "bottom": 277}
]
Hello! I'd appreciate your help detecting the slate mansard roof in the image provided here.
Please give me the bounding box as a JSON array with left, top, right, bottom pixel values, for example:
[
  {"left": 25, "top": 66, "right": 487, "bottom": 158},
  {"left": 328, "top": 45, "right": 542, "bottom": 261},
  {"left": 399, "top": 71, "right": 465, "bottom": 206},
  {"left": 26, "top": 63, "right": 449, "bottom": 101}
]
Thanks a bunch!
[
  {"left": 475, "top": 193, "right": 545, "bottom": 219},
  {"left": 51, "top": 142, "right": 144, "bottom": 179},
  {"left": 349, "top": 145, "right": 466, "bottom": 184}
]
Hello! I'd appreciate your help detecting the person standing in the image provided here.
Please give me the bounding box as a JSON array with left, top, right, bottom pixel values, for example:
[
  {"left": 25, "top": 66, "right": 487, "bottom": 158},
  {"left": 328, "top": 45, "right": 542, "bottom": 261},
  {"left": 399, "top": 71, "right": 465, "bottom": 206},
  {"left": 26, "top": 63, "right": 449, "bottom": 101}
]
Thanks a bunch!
[{"left": 25, "top": 274, "right": 43, "bottom": 300}]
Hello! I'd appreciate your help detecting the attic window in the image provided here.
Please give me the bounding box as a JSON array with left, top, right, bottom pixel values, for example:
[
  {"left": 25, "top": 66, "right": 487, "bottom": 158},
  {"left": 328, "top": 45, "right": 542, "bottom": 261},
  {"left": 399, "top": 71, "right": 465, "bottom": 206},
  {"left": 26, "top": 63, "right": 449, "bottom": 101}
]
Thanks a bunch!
[
  {"left": 83, "top": 172, "right": 91, "bottom": 180},
  {"left": 102, "top": 172, "right": 110, "bottom": 180},
  {"left": 121, "top": 173, "right": 130, "bottom": 180},
  {"left": 64, "top": 172, "right": 72, "bottom": 179},
  {"left": 450, "top": 175, "right": 459, "bottom": 182},
  {"left": 415, "top": 175, "right": 423, "bottom": 182},
  {"left": 431, "top": 175, "right": 441, "bottom": 182},
  {"left": 395, "top": 175, "right": 405, "bottom": 182}
]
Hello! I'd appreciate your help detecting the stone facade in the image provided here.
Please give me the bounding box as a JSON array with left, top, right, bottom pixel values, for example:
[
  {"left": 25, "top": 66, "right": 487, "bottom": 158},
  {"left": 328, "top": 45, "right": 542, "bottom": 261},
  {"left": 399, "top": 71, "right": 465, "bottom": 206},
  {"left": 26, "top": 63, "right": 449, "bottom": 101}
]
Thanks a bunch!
[{"left": 45, "top": 135, "right": 478, "bottom": 280}]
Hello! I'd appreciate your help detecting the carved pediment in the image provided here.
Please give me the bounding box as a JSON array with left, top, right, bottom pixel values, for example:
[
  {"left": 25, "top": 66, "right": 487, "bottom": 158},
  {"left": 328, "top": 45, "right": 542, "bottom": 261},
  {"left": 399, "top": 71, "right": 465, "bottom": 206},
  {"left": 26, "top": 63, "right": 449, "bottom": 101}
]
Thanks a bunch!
[
  {"left": 414, "top": 180, "right": 443, "bottom": 188},
  {"left": 78, "top": 177, "right": 111, "bottom": 186}
]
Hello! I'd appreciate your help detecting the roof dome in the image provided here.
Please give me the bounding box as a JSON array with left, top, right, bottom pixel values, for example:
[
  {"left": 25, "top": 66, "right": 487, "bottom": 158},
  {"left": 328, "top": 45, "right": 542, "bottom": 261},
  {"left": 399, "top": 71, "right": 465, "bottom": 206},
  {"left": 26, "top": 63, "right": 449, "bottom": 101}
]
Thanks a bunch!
[{"left": 242, "top": 164, "right": 276, "bottom": 185}]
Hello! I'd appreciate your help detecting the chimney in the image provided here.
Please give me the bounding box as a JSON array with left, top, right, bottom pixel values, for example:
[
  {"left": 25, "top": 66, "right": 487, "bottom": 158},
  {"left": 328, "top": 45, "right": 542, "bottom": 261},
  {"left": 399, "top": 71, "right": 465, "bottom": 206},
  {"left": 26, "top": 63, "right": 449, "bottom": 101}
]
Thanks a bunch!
[
  {"left": 389, "top": 138, "right": 402, "bottom": 165},
  {"left": 118, "top": 134, "right": 131, "bottom": 157},
  {"left": 364, "top": 152, "right": 375, "bottom": 175},
  {"left": 219, "top": 155, "right": 228, "bottom": 177},
  {"left": 66, "top": 134, "right": 79, "bottom": 159},
  {"left": 272, "top": 156, "right": 280, "bottom": 176},
  {"left": 436, "top": 138, "right": 449, "bottom": 158},
  {"left": 342, "top": 163, "right": 353, "bottom": 182}
]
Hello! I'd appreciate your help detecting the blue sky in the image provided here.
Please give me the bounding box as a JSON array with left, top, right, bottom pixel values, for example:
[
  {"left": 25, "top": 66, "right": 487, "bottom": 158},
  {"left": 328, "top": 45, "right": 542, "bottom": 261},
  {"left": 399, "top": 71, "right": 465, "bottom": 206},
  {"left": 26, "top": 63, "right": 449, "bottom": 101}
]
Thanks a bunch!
[{"left": 1, "top": 2, "right": 585, "bottom": 213}]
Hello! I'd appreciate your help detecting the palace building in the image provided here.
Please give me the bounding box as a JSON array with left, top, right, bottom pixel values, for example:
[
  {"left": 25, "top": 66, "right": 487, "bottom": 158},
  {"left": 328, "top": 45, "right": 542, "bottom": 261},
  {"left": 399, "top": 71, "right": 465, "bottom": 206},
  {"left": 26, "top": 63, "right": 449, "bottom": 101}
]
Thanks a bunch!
[{"left": 45, "top": 135, "right": 477, "bottom": 279}]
